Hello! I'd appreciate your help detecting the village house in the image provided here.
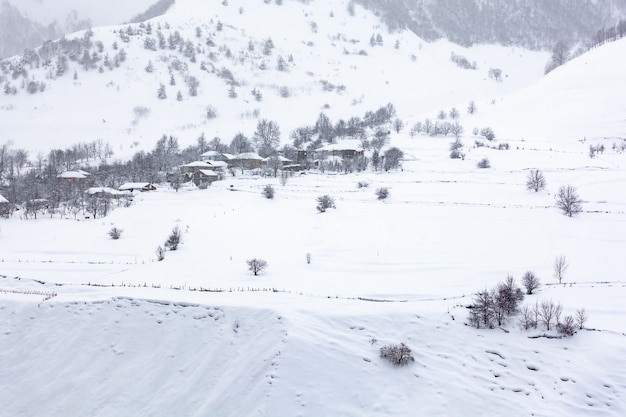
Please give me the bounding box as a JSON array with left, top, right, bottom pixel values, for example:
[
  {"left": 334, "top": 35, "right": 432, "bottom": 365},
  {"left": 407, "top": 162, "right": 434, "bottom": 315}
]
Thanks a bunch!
[
  {"left": 84, "top": 187, "right": 132, "bottom": 200},
  {"left": 119, "top": 182, "right": 156, "bottom": 192}
]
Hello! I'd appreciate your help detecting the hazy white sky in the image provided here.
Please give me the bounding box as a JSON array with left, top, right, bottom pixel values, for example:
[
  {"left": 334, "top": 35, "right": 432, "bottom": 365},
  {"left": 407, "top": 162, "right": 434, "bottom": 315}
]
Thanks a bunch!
[{"left": 6, "top": 0, "right": 158, "bottom": 27}]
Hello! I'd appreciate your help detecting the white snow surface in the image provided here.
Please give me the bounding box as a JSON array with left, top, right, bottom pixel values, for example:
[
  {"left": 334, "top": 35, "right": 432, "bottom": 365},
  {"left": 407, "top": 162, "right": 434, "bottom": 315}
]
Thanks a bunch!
[{"left": 1, "top": 1, "right": 626, "bottom": 416}]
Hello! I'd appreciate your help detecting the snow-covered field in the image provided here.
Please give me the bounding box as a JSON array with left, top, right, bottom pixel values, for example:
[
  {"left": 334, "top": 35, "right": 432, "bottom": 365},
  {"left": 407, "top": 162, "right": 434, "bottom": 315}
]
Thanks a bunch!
[
  {"left": 1, "top": 130, "right": 625, "bottom": 416},
  {"left": 1, "top": 1, "right": 626, "bottom": 416}
]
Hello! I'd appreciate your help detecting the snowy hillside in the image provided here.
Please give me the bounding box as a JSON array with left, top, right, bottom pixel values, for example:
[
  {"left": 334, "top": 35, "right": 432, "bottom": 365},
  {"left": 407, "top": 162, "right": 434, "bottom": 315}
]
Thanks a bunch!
[
  {"left": 1, "top": 0, "right": 548, "bottom": 159},
  {"left": 1, "top": 1, "right": 626, "bottom": 417}
]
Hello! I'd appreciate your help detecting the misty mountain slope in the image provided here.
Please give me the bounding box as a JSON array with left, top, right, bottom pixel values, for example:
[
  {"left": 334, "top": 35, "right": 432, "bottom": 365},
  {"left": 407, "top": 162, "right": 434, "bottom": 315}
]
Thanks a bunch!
[
  {"left": 355, "top": 0, "right": 626, "bottom": 48},
  {"left": 0, "top": 0, "right": 167, "bottom": 58},
  {"left": 0, "top": 0, "right": 548, "bottom": 158}
]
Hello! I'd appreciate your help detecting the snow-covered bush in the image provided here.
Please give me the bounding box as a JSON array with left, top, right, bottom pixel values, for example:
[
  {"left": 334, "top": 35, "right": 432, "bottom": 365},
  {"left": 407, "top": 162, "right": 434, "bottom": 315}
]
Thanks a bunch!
[
  {"left": 380, "top": 343, "right": 414, "bottom": 366},
  {"left": 262, "top": 184, "right": 275, "bottom": 199},
  {"left": 316, "top": 195, "right": 336, "bottom": 213},
  {"left": 558, "top": 315, "right": 577, "bottom": 336},
  {"left": 155, "top": 245, "right": 165, "bottom": 261},
  {"left": 108, "top": 227, "right": 123, "bottom": 240},
  {"left": 165, "top": 226, "right": 183, "bottom": 251},
  {"left": 477, "top": 158, "right": 490, "bottom": 168},
  {"left": 375, "top": 187, "right": 390, "bottom": 200}
]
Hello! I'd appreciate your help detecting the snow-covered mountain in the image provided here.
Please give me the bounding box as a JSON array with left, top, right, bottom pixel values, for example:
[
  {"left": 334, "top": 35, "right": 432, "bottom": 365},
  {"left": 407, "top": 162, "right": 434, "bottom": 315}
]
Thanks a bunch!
[
  {"left": 1, "top": 0, "right": 551, "bottom": 159},
  {"left": 355, "top": 0, "right": 626, "bottom": 48}
]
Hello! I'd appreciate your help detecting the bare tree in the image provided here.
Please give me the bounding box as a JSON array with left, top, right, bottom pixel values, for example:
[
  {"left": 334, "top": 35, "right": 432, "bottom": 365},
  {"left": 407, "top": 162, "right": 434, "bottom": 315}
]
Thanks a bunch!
[
  {"left": 467, "top": 100, "right": 477, "bottom": 115},
  {"left": 553, "top": 255, "right": 568, "bottom": 283},
  {"left": 526, "top": 169, "right": 546, "bottom": 192},
  {"left": 539, "top": 299, "right": 562, "bottom": 331},
  {"left": 522, "top": 271, "right": 541, "bottom": 294},
  {"left": 468, "top": 289, "right": 494, "bottom": 329},
  {"left": 247, "top": 258, "right": 268, "bottom": 276},
  {"left": 518, "top": 305, "right": 537, "bottom": 330},
  {"left": 253, "top": 119, "right": 281, "bottom": 157},
  {"left": 556, "top": 185, "right": 582, "bottom": 217},
  {"left": 491, "top": 276, "right": 524, "bottom": 325},
  {"left": 575, "top": 308, "right": 588, "bottom": 330}
]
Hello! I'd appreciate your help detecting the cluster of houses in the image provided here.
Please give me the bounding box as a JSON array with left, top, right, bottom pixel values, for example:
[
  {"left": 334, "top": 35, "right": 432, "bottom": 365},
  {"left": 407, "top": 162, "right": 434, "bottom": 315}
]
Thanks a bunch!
[
  {"left": 0, "top": 142, "right": 367, "bottom": 213},
  {"left": 179, "top": 142, "right": 365, "bottom": 187}
]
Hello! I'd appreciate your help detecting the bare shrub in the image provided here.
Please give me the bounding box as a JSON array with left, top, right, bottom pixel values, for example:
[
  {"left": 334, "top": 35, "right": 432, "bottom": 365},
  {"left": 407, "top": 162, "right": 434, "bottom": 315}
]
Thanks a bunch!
[
  {"left": 375, "top": 187, "right": 390, "bottom": 200},
  {"left": 165, "top": 225, "right": 183, "bottom": 251},
  {"left": 522, "top": 271, "right": 541, "bottom": 294},
  {"left": 155, "top": 245, "right": 165, "bottom": 261},
  {"left": 262, "top": 184, "right": 275, "bottom": 199},
  {"left": 379, "top": 343, "right": 414, "bottom": 366},
  {"left": 477, "top": 158, "right": 491, "bottom": 168},
  {"left": 206, "top": 105, "right": 218, "bottom": 119},
  {"left": 558, "top": 315, "right": 577, "bottom": 336},
  {"left": 357, "top": 181, "right": 370, "bottom": 188},
  {"left": 316, "top": 195, "right": 336, "bottom": 213},
  {"left": 519, "top": 305, "right": 537, "bottom": 330},
  {"left": 108, "top": 227, "right": 123, "bottom": 240},
  {"left": 247, "top": 258, "right": 268, "bottom": 276}
]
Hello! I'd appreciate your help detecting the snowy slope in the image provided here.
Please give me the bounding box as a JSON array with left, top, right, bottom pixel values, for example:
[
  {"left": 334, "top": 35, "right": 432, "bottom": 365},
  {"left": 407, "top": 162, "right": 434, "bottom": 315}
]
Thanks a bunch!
[{"left": 473, "top": 37, "right": 626, "bottom": 145}]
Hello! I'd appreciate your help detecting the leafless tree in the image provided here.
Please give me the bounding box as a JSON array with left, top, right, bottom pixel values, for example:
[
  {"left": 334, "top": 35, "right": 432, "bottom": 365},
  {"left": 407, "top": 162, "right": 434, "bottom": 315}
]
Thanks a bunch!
[
  {"left": 576, "top": 308, "right": 588, "bottom": 330},
  {"left": 247, "top": 258, "right": 268, "bottom": 276},
  {"left": 467, "top": 100, "right": 477, "bottom": 115},
  {"left": 450, "top": 122, "right": 464, "bottom": 139},
  {"left": 526, "top": 169, "right": 546, "bottom": 192},
  {"left": 539, "top": 299, "right": 562, "bottom": 331},
  {"left": 519, "top": 305, "right": 537, "bottom": 330},
  {"left": 522, "top": 271, "right": 541, "bottom": 294},
  {"left": 491, "top": 276, "right": 524, "bottom": 325},
  {"left": 468, "top": 289, "right": 494, "bottom": 329},
  {"left": 553, "top": 255, "right": 568, "bottom": 283},
  {"left": 555, "top": 185, "right": 582, "bottom": 217}
]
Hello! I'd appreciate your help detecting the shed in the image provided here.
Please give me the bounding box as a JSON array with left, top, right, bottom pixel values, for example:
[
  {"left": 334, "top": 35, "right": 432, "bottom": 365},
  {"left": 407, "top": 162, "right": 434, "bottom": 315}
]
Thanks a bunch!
[{"left": 119, "top": 183, "right": 156, "bottom": 192}]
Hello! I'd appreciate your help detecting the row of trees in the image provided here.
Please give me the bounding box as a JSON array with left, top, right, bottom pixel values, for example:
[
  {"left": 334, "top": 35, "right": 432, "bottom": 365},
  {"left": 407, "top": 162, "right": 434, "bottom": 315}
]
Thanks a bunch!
[{"left": 467, "top": 275, "right": 587, "bottom": 336}]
